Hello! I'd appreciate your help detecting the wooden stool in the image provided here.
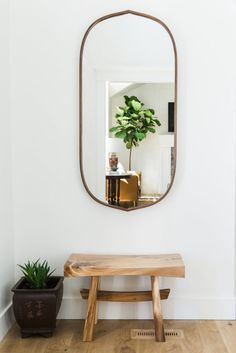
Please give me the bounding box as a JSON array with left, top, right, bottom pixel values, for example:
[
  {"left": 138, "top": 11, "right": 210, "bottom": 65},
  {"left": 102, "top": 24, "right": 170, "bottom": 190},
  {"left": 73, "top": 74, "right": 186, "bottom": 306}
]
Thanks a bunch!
[{"left": 64, "top": 253, "right": 185, "bottom": 342}]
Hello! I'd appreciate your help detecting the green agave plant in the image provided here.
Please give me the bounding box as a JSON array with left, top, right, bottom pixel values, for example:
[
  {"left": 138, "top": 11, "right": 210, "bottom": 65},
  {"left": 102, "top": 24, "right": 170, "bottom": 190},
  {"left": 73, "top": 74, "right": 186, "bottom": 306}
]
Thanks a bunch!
[
  {"left": 18, "top": 259, "right": 55, "bottom": 289},
  {"left": 109, "top": 95, "right": 161, "bottom": 170}
]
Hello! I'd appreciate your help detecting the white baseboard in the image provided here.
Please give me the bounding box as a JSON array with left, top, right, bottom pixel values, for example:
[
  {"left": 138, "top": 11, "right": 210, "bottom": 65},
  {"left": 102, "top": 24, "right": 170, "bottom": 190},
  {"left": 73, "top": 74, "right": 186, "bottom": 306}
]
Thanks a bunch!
[
  {"left": 162, "top": 297, "right": 235, "bottom": 320},
  {"left": 58, "top": 296, "right": 236, "bottom": 320},
  {"left": 0, "top": 303, "right": 14, "bottom": 342}
]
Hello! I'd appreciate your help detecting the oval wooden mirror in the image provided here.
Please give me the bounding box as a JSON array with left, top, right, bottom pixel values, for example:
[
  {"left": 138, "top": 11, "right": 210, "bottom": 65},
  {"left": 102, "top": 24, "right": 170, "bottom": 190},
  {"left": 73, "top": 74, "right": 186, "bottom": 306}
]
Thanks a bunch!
[{"left": 80, "top": 10, "right": 177, "bottom": 211}]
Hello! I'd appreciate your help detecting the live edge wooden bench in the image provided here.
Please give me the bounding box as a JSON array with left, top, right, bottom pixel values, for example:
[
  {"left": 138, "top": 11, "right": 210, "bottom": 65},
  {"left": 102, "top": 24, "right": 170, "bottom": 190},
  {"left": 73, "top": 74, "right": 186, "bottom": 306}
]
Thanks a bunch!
[{"left": 64, "top": 253, "right": 185, "bottom": 343}]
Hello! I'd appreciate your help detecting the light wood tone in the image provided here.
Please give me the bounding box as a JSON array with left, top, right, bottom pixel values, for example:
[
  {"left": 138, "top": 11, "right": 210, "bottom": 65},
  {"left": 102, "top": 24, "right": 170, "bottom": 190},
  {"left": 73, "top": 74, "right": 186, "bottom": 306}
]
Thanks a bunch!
[
  {"left": 80, "top": 288, "right": 170, "bottom": 301},
  {"left": 64, "top": 253, "right": 185, "bottom": 277},
  {"left": 82, "top": 276, "right": 99, "bottom": 342},
  {"left": 197, "top": 320, "right": 228, "bottom": 353},
  {"left": 94, "top": 303, "right": 99, "bottom": 325},
  {"left": 94, "top": 277, "right": 100, "bottom": 325},
  {"left": 65, "top": 253, "right": 185, "bottom": 342},
  {"left": 1, "top": 320, "right": 236, "bottom": 353},
  {"left": 151, "top": 276, "right": 165, "bottom": 342},
  {"left": 216, "top": 321, "right": 236, "bottom": 353}
]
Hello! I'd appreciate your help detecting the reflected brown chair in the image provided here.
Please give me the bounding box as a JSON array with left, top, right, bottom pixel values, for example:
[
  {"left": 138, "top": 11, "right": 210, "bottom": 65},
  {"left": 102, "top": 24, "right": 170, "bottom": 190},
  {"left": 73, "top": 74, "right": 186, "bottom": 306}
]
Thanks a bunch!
[
  {"left": 105, "top": 172, "right": 141, "bottom": 208},
  {"left": 119, "top": 174, "right": 139, "bottom": 207}
]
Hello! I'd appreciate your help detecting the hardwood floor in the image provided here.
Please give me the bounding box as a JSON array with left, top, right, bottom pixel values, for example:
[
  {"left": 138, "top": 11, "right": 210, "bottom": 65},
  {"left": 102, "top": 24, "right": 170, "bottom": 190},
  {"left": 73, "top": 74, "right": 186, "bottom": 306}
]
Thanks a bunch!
[{"left": 0, "top": 320, "right": 235, "bottom": 353}]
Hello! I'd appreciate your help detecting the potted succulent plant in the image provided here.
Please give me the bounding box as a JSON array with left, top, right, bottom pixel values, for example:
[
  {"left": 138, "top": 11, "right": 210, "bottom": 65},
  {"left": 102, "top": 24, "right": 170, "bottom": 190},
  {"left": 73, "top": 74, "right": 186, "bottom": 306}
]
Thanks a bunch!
[
  {"left": 11, "top": 259, "right": 63, "bottom": 338},
  {"left": 109, "top": 95, "right": 161, "bottom": 170}
]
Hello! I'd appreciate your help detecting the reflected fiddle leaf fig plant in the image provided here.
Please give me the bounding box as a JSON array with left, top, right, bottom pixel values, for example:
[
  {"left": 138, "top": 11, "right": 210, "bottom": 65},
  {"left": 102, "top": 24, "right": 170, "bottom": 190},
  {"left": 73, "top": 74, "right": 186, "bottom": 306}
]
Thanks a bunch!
[{"left": 109, "top": 95, "right": 161, "bottom": 170}]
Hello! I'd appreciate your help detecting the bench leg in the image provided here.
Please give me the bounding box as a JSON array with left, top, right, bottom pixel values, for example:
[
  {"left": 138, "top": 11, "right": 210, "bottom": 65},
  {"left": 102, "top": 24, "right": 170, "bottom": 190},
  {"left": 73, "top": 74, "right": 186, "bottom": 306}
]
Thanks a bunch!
[
  {"left": 83, "top": 276, "right": 99, "bottom": 342},
  {"left": 94, "top": 277, "right": 100, "bottom": 325},
  {"left": 151, "top": 276, "right": 165, "bottom": 342}
]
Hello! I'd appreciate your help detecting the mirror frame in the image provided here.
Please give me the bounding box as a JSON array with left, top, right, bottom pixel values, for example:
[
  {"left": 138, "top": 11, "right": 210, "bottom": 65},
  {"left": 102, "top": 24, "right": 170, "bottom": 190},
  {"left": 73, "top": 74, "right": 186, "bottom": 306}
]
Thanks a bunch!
[{"left": 79, "top": 10, "right": 177, "bottom": 211}]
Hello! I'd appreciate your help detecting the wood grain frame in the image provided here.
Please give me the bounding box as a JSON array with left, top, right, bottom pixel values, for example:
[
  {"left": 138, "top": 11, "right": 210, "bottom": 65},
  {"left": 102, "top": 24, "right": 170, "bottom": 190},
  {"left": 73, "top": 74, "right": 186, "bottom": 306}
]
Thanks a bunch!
[{"left": 79, "top": 10, "right": 178, "bottom": 212}]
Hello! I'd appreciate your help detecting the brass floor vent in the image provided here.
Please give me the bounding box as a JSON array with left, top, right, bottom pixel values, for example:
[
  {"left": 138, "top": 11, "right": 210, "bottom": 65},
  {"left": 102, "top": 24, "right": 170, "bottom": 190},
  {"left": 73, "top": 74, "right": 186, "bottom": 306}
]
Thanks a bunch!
[{"left": 131, "top": 329, "right": 184, "bottom": 340}]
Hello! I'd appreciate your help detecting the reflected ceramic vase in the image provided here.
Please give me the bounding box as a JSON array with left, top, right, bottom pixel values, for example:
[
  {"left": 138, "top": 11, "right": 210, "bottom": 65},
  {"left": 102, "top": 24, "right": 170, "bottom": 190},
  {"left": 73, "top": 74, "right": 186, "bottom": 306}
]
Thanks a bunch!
[{"left": 109, "top": 152, "right": 118, "bottom": 171}]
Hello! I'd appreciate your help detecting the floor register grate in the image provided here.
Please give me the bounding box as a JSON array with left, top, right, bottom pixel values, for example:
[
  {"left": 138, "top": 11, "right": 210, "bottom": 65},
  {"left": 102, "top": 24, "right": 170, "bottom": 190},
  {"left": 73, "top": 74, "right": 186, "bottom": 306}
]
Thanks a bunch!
[{"left": 131, "top": 329, "right": 184, "bottom": 340}]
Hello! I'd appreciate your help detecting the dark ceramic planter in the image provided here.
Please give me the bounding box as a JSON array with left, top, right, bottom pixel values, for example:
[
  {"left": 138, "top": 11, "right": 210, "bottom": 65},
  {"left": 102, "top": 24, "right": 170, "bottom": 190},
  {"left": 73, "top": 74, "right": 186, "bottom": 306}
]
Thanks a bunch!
[{"left": 11, "top": 276, "right": 64, "bottom": 338}]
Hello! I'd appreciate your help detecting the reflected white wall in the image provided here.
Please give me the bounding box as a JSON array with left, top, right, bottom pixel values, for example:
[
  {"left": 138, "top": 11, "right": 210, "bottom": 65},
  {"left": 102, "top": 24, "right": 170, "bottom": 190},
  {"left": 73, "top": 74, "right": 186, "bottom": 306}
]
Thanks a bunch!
[{"left": 109, "top": 83, "right": 174, "bottom": 194}]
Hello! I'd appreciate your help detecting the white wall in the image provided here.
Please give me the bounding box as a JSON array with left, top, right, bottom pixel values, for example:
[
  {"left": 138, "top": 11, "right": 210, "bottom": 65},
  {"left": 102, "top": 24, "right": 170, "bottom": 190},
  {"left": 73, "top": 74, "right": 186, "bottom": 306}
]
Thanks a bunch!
[
  {"left": 10, "top": 0, "right": 236, "bottom": 321},
  {"left": 0, "top": 0, "right": 15, "bottom": 340}
]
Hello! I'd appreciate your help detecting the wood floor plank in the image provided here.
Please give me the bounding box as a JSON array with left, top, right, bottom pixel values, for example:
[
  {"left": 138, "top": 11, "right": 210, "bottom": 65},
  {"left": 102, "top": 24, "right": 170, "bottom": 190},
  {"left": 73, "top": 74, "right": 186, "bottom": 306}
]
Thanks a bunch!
[
  {"left": 197, "top": 320, "right": 229, "bottom": 353},
  {"left": 165, "top": 320, "right": 203, "bottom": 353},
  {"left": 0, "top": 319, "right": 234, "bottom": 353},
  {"left": 216, "top": 320, "right": 236, "bottom": 353},
  {"left": 45, "top": 320, "right": 84, "bottom": 353}
]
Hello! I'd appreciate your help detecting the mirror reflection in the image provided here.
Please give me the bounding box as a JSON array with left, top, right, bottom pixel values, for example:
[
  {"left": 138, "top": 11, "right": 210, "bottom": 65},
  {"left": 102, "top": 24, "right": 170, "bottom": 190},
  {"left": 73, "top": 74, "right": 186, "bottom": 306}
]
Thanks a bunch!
[{"left": 81, "top": 12, "right": 176, "bottom": 210}]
